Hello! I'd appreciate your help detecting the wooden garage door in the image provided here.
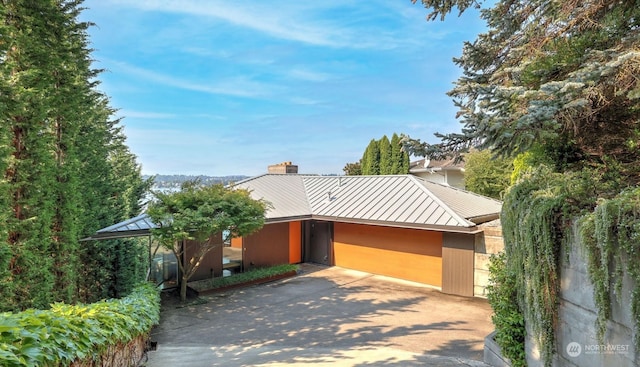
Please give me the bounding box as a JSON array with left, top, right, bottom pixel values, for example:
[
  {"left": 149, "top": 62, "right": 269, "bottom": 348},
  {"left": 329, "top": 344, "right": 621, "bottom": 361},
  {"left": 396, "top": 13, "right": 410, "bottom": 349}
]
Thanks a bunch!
[{"left": 333, "top": 222, "right": 443, "bottom": 287}]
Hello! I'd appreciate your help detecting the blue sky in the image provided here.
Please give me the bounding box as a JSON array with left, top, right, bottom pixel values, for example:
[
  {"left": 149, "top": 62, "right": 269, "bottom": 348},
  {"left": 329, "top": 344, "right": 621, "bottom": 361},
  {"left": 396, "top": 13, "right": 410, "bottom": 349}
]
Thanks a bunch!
[{"left": 80, "top": 1, "right": 486, "bottom": 176}]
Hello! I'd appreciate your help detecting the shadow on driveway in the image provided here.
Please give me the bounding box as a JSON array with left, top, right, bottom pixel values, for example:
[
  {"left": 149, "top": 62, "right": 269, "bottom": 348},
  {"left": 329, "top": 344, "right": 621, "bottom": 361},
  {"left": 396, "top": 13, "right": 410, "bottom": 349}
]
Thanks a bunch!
[{"left": 145, "top": 264, "right": 492, "bottom": 366}]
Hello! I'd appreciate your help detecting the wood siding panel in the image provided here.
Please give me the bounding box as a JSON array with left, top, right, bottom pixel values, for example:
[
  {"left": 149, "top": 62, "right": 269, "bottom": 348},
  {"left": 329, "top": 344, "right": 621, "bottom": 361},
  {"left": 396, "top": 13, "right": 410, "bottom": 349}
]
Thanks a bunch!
[
  {"left": 184, "top": 232, "right": 223, "bottom": 281},
  {"left": 243, "top": 222, "right": 289, "bottom": 270},
  {"left": 333, "top": 223, "right": 442, "bottom": 286},
  {"left": 289, "top": 221, "right": 302, "bottom": 264},
  {"left": 441, "top": 232, "right": 474, "bottom": 297}
]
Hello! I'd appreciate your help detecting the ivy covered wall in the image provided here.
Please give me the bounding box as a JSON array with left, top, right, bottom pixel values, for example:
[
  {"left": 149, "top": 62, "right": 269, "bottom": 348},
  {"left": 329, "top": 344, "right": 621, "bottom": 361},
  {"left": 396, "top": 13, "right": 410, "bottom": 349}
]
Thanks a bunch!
[
  {"left": 525, "top": 224, "right": 637, "bottom": 367},
  {"left": 494, "top": 168, "right": 640, "bottom": 367}
]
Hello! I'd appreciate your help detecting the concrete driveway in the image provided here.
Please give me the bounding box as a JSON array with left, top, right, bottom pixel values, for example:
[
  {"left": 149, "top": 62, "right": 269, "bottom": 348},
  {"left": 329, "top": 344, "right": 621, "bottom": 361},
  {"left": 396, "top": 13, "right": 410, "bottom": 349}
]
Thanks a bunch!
[{"left": 145, "top": 264, "right": 493, "bottom": 367}]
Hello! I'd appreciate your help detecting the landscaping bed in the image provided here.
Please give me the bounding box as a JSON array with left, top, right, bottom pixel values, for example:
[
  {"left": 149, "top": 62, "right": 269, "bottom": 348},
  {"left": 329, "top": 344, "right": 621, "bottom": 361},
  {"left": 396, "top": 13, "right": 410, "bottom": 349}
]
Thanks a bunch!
[{"left": 187, "top": 264, "right": 299, "bottom": 295}]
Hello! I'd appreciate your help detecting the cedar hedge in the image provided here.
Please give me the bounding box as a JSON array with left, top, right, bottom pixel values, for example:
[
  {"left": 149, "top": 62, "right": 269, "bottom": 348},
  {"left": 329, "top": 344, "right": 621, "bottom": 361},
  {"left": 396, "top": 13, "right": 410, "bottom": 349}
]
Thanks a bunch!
[{"left": 0, "top": 283, "right": 160, "bottom": 366}]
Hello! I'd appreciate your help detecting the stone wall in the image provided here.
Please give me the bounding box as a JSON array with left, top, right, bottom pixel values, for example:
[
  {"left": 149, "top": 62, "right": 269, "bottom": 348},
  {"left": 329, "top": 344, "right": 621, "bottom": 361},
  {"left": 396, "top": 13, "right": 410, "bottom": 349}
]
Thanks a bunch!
[
  {"left": 525, "top": 224, "right": 637, "bottom": 367},
  {"left": 474, "top": 222, "right": 504, "bottom": 298}
]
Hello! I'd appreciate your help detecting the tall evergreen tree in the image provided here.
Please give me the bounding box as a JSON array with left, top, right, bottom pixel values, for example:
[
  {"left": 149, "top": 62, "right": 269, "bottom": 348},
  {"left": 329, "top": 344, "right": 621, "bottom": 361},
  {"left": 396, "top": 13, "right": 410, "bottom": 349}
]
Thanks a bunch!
[
  {"left": 410, "top": 0, "right": 640, "bottom": 183},
  {"left": 0, "top": 0, "right": 150, "bottom": 310},
  {"left": 390, "top": 133, "right": 410, "bottom": 174},
  {"left": 1, "top": 0, "right": 63, "bottom": 310},
  {"left": 361, "top": 139, "right": 380, "bottom": 175},
  {"left": 378, "top": 135, "right": 392, "bottom": 175},
  {"left": 353, "top": 134, "right": 410, "bottom": 176}
]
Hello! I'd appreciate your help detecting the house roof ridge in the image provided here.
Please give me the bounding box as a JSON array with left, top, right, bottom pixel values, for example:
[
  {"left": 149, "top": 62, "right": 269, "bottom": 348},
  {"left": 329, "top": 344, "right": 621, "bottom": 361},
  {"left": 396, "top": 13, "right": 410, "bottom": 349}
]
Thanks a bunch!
[
  {"left": 419, "top": 177, "right": 503, "bottom": 205},
  {"left": 407, "top": 175, "right": 475, "bottom": 227}
]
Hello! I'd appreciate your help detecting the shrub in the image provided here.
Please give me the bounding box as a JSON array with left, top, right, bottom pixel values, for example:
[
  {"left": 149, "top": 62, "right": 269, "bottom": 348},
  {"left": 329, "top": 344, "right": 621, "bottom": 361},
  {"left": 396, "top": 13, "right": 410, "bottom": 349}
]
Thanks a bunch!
[
  {"left": 0, "top": 283, "right": 159, "bottom": 366},
  {"left": 487, "top": 252, "right": 526, "bottom": 367},
  {"left": 189, "top": 264, "right": 298, "bottom": 293}
]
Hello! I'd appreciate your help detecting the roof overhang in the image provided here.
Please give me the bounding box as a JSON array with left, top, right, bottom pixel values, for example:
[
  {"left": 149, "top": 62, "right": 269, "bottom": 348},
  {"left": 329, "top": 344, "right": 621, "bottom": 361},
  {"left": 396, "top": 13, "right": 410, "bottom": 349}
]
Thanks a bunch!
[
  {"left": 80, "top": 213, "right": 157, "bottom": 241},
  {"left": 80, "top": 229, "right": 152, "bottom": 241},
  {"left": 264, "top": 215, "right": 485, "bottom": 234}
]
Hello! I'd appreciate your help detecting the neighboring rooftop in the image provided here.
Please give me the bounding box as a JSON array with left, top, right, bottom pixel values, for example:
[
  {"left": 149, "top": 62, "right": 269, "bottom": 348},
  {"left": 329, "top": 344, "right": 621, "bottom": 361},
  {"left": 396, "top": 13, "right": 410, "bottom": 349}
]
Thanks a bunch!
[{"left": 409, "top": 157, "right": 465, "bottom": 172}]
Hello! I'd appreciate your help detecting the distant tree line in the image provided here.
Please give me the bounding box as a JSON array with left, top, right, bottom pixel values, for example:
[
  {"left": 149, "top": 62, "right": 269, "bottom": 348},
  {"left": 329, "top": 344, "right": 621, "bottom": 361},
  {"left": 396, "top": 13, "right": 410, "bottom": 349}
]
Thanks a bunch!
[
  {"left": 0, "top": 1, "right": 150, "bottom": 311},
  {"left": 344, "top": 133, "right": 410, "bottom": 175}
]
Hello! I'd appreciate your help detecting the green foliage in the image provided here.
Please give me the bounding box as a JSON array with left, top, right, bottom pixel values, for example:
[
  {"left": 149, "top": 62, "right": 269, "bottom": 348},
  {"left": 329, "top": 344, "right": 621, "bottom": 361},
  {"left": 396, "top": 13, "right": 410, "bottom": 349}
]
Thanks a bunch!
[
  {"left": 463, "top": 149, "right": 512, "bottom": 199},
  {"left": 0, "top": 283, "right": 159, "bottom": 367},
  {"left": 189, "top": 264, "right": 299, "bottom": 293},
  {"left": 147, "top": 182, "right": 268, "bottom": 300},
  {"left": 0, "top": 1, "right": 150, "bottom": 309},
  {"left": 342, "top": 160, "right": 362, "bottom": 176},
  {"left": 408, "top": 0, "right": 640, "bottom": 184},
  {"left": 502, "top": 166, "right": 598, "bottom": 365},
  {"left": 379, "top": 135, "right": 393, "bottom": 175},
  {"left": 579, "top": 188, "right": 640, "bottom": 350},
  {"left": 357, "top": 134, "right": 410, "bottom": 175},
  {"left": 390, "top": 133, "right": 410, "bottom": 174},
  {"left": 486, "top": 252, "right": 526, "bottom": 367},
  {"left": 361, "top": 139, "right": 380, "bottom": 175}
]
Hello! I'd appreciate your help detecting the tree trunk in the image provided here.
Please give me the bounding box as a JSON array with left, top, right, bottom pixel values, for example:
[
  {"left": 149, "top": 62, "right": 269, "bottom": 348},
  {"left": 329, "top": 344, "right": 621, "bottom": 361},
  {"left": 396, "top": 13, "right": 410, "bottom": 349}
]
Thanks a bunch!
[{"left": 180, "top": 274, "right": 188, "bottom": 302}]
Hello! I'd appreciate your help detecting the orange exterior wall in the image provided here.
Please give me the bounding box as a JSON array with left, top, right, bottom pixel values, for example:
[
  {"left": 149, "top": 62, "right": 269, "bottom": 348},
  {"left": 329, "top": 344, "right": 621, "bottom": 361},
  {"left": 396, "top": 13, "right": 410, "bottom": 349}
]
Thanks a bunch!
[
  {"left": 333, "top": 222, "right": 443, "bottom": 286},
  {"left": 231, "top": 236, "right": 243, "bottom": 249},
  {"left": 289, "top": 221, "right": 302, "bottom": 264}
]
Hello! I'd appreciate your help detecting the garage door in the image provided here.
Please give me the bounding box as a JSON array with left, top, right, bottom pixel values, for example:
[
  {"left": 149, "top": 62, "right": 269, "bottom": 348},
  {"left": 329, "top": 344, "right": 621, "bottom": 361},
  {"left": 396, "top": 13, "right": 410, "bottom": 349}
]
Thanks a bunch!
[{"left": 333, "top": 222, "right": 443, "bottom": 287}]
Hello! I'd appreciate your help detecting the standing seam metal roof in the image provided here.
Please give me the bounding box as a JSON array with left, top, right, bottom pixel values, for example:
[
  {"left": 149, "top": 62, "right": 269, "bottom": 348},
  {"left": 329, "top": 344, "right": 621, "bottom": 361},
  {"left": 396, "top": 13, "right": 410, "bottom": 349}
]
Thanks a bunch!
[{"left": 233, "top": 174, "right": 502, "bottom": 230}]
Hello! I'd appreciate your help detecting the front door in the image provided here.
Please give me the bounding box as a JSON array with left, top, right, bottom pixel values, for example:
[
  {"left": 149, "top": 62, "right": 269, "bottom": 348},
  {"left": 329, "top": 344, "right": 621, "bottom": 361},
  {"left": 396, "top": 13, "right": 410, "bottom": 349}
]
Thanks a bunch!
[{"left": 304, "top": 221, "right": 332, "bottom": 265}]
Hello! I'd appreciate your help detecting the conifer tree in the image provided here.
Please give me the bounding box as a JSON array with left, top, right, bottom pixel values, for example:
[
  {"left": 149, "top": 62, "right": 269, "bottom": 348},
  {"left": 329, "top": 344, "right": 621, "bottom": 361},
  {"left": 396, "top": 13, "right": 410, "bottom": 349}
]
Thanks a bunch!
[
  {"left": 409, "top": 0, "right": 640, "bottom": 182},
  {"left": 378, "top": 135, "right": 392, "bottom": 175},
  {"left": 361, "top": 139, "right": 380, "bottom": 175},
  {"left": 0, "top": 0, "right": 150, "bottom": 310},
  {"left": 1, "top": 0, "right": 62, "bottom": 309},
  {"left": 390, "top": 133, "right": 410, "bottom": 174}
]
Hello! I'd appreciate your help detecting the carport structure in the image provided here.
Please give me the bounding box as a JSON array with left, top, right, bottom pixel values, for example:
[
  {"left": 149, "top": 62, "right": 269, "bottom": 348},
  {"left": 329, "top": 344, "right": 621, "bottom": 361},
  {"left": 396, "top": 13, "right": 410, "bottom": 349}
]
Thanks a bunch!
[
  {"left": 231, "top": 174, "right": 502, "bottom": 297},
  {"left": 81, "top": 214, "right": 225, "bottom": 288}
]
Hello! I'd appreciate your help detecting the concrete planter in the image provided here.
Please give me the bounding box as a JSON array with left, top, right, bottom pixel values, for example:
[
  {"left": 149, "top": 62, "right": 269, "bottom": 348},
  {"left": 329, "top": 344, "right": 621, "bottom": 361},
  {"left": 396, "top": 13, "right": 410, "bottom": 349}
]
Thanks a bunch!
[{"left": 484, "top": 331, "right": 512, "bottom": 367}]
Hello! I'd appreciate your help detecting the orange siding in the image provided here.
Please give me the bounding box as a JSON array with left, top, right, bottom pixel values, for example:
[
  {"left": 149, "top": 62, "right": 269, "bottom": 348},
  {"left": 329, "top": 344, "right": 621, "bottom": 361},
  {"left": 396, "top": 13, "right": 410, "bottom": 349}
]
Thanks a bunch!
[
  {"left": 334, "top": 222, "right": 442, "bottom": 286},
  {"left": 230, "top": 236, "right": 243, "bottom": 249},
  {"left": 289, "top": 221, "right": 302, "bottom": 264}
]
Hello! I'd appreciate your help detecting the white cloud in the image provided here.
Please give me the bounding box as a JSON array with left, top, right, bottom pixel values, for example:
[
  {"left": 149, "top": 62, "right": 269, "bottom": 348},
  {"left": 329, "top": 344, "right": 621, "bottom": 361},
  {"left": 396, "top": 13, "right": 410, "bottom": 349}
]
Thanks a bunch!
[
  {"left": 110, "top": 60, "right": 279, "bottom": 98},
  {"left": 108, "top": 0, "right": 347, "bottom": 47},
  {"left": 102, "top": 0, "right": 437, "bottom": 50}
]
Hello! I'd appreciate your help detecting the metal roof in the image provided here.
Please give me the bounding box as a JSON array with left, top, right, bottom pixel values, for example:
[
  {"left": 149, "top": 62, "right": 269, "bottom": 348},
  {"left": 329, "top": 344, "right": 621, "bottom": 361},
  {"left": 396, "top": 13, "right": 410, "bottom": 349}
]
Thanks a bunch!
[
  {"left": 87, "top": 174, "right": 502, "bottom": 239},
  {"left": 233, "top": 174, "right": 312, "bottom": 221},
  {"left": 81, "top": 213, "right": 157, "bottom": 240},
  {"left": 233, "top": 174, "right": 502, "bottom": 231}
]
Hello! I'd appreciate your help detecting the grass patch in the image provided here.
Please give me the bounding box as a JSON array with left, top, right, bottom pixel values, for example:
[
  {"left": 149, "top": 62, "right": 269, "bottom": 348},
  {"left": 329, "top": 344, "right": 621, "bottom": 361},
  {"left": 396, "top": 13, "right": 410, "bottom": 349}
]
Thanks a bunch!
[{"left": 189, "top": 264, "right": 298, "bottom": 293}]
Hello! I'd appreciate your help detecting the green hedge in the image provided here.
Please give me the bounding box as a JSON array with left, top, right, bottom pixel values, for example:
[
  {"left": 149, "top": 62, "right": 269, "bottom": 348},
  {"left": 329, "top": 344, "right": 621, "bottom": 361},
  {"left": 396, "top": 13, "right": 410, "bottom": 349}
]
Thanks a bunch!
[
  {"left": 189, "top": 264, "right": 298, "bottom": 293},
  {"left": 0, "top": 283, "right": 160, "bottom": 366}
]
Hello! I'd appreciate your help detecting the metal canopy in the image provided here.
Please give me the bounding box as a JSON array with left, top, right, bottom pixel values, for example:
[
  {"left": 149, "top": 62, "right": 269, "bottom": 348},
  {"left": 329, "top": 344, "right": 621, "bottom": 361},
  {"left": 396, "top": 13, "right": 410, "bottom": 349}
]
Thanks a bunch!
[{"left": 80, "top": 213, "right": 157, "bottom": 241}]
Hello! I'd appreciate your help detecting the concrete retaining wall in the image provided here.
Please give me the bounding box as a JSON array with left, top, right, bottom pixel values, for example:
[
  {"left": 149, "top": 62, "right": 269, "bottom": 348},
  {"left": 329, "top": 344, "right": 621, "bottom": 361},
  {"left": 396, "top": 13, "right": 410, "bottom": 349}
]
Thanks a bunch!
[
  {"left": 525, "top": 224, "right": 637, "bottom": 367},
  {"left": 474, "top": 223, "right": 504, "bottom": 298}
]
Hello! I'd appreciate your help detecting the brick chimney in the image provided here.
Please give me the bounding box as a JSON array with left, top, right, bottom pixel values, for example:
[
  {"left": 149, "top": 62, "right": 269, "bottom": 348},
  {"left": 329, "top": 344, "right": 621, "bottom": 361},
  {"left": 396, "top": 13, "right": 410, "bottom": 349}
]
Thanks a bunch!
[{"left": 268, "top": 161, "right": 298, "bottom": 174}]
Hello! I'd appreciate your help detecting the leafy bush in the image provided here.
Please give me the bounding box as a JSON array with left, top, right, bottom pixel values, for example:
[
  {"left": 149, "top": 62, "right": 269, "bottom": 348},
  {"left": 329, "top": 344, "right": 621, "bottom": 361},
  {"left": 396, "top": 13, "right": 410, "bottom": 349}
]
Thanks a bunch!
[
  {"left": 486, "top": 252, "right": 526, "bottom": 367},
  {"left": 189, "top": 264, "right": 298, "bottom": 293},
  {"left": 0, "top": 283, "right": 159, "bottom": 366}
]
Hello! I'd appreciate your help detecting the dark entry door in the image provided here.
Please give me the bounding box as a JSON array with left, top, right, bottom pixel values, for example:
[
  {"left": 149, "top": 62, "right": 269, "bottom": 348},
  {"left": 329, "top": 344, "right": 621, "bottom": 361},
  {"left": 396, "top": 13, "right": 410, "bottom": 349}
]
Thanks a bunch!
[{"left": 304, "top": 221, "right": 332, "bottom": 265}]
